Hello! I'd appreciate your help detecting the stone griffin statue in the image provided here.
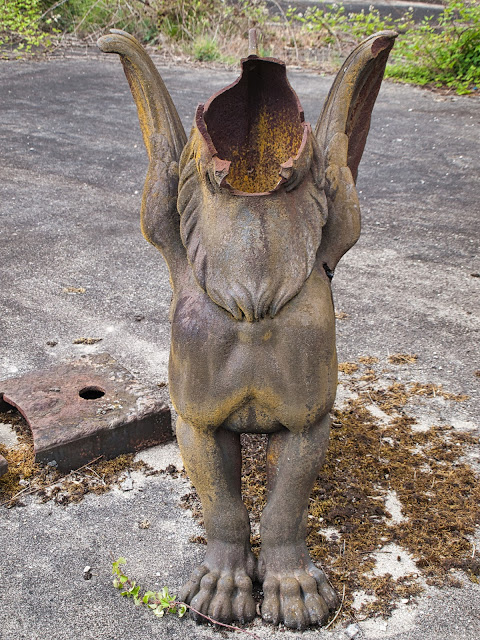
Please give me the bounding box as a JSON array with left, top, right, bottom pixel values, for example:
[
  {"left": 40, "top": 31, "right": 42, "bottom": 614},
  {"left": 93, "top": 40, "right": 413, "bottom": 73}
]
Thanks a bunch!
[{"left": 98, "top": 29, "right": 395, "bottom": 629}]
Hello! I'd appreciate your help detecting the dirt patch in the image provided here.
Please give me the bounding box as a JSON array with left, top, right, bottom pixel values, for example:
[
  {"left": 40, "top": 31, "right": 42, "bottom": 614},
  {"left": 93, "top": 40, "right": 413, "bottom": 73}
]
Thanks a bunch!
[
  {"left": 339, "top": 362, "right": 359, "bottom": 375},
  {"left": 388, "top": 353, "right": 418, "bottom": 365}
]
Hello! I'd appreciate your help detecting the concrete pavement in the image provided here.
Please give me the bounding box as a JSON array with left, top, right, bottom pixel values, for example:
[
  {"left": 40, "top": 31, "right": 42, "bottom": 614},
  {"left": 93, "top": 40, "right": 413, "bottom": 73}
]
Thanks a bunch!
[{"left": 0, "top": 53, "right": 479, "bottom": 640}]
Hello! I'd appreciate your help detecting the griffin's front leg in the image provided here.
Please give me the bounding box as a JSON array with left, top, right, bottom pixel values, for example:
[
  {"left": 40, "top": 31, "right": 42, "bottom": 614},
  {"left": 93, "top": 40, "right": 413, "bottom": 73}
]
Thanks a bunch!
[
  {"left": 258, "top": 415, "right": 339, "bottom": 629},
  {"left": 176, "top": 418, "right": 256, "bottom": 624}
]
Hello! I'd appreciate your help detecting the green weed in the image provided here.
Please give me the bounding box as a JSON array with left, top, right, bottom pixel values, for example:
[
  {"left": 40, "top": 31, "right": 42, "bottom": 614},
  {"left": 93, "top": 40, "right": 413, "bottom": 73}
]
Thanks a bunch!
[
  {"left": 111, "top": 557, "right": 261, "bottom": 637},
  {"left": 0, "top": 0, "right": 58, "bottom": 53},
  {"left": 192, "top": 35, "right": 220, "bottom": 62},
  {"left": 112, "top": 557, "right": 187, "bottom": 617}
]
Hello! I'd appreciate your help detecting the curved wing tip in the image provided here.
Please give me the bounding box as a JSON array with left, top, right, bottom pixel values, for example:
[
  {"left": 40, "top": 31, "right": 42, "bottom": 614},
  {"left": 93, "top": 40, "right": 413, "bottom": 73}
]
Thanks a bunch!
[
  {"left": 370, "top": 30, "right": 398, "bottom": 56},
  {"left": 97, "top": 29, "right": 135, "bottom": 52},
  {"left": 97, "top": 34, "right": 110, "bottom": 52}
]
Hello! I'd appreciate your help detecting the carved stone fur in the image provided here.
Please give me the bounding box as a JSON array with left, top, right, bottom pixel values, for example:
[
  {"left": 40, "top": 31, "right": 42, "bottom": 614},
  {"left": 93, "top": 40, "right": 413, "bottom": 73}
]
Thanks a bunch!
[{"left": 177, "top": 128, "right": 328, "bottom": 321}]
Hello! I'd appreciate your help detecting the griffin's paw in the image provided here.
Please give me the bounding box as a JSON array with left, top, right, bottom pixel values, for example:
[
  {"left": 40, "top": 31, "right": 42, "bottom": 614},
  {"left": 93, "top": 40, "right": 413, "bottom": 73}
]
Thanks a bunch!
[
  {"left": 179, "top": 565, "right": 256, "bottom": 624},
  {"left": 261, "top": 567, "right": 338, "bottom": 629}
]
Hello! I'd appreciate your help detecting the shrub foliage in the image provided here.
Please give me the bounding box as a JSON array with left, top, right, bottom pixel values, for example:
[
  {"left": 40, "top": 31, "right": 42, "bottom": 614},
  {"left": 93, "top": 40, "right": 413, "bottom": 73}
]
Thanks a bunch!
[{"left": 1, "top": 1, "right": 479, "bottom": 94}]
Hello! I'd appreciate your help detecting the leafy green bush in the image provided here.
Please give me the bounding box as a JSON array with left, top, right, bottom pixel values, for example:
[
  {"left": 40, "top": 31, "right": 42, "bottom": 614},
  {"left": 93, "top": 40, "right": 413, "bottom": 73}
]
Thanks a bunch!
[
  {"left": 388, "top": 0, "right": 480, "bottom": 94},
  {"left": 0, "top": 0, "right": 57, "bottom": 52},
  {"left": 290, "top": 1, "right": 480, "bottom": 94}
]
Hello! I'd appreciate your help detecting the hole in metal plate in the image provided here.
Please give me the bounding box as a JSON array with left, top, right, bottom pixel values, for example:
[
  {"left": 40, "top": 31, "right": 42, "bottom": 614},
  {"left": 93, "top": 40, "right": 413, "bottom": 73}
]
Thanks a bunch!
[{"left": 79, "top": 386, "right": 105, "bottom": 400}]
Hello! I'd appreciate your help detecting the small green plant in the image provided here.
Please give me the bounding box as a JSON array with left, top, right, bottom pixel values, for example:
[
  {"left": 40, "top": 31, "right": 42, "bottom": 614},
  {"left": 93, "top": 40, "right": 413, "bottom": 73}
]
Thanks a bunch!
[
  {"left": 111, "top": 557, "right": 260, "bottom": 637},
  {"left": 112, "top": 557, "right": 186, "bottom": 617},
  {"left": 192, "top": 35, "right": 221, "bottom": 62}
]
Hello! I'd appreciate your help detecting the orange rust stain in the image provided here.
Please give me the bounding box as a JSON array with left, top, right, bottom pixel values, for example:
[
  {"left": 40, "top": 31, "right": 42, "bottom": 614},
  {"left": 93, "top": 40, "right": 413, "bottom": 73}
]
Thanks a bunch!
[{"left": 224, "top": 105, "right": 303, "bottom": 194}]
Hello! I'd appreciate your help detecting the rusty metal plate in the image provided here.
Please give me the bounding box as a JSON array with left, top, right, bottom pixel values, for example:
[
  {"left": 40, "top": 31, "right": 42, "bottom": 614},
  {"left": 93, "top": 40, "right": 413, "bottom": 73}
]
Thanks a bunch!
[
  {"left": 0, "top": 454, "right": 7, "bottom": 477},
  {"left": 0, "top": 353, "right": 172, "bottom": 471}
]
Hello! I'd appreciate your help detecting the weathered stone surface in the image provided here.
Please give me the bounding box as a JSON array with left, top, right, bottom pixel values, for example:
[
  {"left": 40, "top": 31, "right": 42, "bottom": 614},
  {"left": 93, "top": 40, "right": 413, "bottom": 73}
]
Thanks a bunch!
[
  {"left": 0, "top": 353, "right": 172, "bottom": 471},
  {"left": 0, "top": 454, "right": 7, "bottom": 477},
  {"left": 98, "top": 29, "right": 396, "bottom": 630}
]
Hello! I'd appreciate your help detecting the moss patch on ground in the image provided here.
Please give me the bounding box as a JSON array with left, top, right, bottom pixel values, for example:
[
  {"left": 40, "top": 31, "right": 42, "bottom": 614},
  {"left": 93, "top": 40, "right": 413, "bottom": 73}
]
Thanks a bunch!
[
  {"left": 0, "top": 406, "right": 157, "bottom": 507},
  {"left": 186, "top": 356, "right": 480, "bottom": 622}
]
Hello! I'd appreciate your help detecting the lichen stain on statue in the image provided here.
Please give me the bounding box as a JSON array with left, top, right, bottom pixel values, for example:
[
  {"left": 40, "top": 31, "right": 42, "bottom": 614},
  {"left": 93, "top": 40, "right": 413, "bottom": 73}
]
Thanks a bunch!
[{"left": 98, "top": 28, "right": 396, "bottom": 630}]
